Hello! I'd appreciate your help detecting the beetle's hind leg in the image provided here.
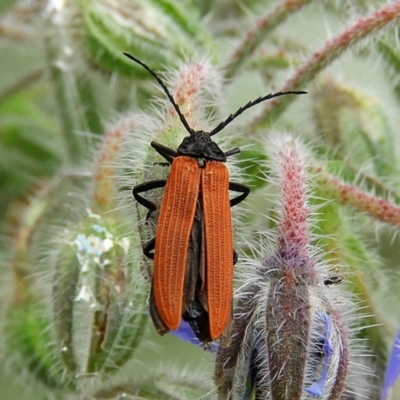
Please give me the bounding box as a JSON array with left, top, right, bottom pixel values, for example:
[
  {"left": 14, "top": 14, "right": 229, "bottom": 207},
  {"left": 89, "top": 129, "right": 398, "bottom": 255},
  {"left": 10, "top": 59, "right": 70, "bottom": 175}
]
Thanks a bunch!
[{"left": 143, "top": 237, "right": 155, "bottom": 260}]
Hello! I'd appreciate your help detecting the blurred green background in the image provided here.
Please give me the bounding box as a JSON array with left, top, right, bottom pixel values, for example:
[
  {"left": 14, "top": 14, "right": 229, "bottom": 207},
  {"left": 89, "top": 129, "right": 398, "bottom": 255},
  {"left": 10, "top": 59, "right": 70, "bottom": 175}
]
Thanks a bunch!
[{"left": 2, "top": 0, "right": 400, "bottom": 399}]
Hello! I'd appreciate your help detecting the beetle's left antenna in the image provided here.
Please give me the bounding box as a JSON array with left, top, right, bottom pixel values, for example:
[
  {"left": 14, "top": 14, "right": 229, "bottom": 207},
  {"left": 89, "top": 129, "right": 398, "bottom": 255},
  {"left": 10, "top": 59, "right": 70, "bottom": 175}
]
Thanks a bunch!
[{"left": 123, "top": 53, "right": 193, "bottom": 135}]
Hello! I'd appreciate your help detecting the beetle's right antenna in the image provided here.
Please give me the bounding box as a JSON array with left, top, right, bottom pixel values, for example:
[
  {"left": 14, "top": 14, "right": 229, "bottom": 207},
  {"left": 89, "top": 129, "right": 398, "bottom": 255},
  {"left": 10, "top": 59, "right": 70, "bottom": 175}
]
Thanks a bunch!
[
  {"left": 124, "top": 53, "right": 194, "bottom": 135},
  {"left": 209, "top": 90, "right": 307, "bottom": 136}
]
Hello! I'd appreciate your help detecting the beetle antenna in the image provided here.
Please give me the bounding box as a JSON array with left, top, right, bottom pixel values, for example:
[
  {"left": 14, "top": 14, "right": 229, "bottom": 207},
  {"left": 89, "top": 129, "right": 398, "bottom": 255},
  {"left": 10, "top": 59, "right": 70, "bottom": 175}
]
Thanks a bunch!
[
  {"left": 123, "top": 53, "right": 194, "bottom": 135},
  {"left": 209, "top": 91, "right": 307, "bottom": 136}
]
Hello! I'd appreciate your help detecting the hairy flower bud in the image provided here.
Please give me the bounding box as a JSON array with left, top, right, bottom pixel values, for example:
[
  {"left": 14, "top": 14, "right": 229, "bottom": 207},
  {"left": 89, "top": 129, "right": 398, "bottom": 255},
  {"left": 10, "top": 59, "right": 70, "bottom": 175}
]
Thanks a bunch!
[
  {"left": 215, "top": 136, "right": 367, "bottom": 400},
  {"left": 2, "top": 123, "right": 148, "bottom": 395},
  {"left": 52, "top": 211, "right": 147, "bottom": 381}
]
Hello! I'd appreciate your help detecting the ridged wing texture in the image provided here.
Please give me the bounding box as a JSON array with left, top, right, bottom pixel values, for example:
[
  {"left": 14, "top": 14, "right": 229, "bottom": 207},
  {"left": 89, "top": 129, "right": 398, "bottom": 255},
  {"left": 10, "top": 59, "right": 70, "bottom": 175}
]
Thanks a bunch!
[
  {"left": 202, "top": 161, "right": 233, "bottom": 339},
  {"left": 153, "top": 156, "right": 201, "bottom": 330}
]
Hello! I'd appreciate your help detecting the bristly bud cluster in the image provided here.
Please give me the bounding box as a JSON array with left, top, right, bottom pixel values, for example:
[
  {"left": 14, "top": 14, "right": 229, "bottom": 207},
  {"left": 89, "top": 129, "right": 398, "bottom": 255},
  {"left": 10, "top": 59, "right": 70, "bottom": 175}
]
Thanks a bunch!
[
  {"left": 216, "top": 136, "right": 366, "bottom": 400},
  {"left": 1, "top": 122, "right": 148, "bottom": 396}
]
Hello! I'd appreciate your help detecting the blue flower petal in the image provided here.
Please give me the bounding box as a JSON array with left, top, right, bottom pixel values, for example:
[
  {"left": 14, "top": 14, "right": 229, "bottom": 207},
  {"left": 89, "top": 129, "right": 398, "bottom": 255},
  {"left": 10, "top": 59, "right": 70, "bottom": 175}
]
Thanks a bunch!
[
  {"left": 381, "top": 328, "right": 400, "bottom": 400},
  {"left": 306, "top": 312, "right": 332, "bottom": 397},
  {"left": 170, "top": 319, "right": 218, "bottom": 353}
]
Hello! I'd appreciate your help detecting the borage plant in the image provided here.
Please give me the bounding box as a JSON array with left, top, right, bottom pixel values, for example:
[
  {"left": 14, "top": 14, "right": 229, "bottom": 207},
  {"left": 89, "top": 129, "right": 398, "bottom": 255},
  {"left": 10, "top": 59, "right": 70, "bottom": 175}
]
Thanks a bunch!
[{"left": 2, "top": 1, "right": 400, "bottom": 399}]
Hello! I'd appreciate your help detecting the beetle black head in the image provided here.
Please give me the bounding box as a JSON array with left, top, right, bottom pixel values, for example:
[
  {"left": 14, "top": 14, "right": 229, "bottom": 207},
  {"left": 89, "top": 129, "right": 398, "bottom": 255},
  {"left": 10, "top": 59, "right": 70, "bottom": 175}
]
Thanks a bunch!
[
  {"left": 123, "top": 53, "right": 307, "bottom": 161},
  {"left": 177, "top": 131, "right": 226, "bottom": 161}
]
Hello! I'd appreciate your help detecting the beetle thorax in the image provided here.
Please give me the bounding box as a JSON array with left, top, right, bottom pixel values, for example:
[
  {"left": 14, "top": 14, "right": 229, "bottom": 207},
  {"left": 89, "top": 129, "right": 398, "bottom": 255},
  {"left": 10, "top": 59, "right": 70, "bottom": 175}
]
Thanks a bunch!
[{"left": 177, "top": 131, "right": 227, "bottom": 162}]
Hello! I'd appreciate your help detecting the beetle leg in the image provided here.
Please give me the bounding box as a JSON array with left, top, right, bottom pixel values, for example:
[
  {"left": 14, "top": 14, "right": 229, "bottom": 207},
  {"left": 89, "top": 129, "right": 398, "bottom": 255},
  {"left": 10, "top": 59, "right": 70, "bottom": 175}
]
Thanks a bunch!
[
  {"left": 182, "top": 300, "right": 212, "bottom": 345},
  {"left": 229, "top": 181, "right": 250, "bottom": 207},
  {"left": 151, "top": 141, "right": 178, "bottom": 163},
  {"left": 224, "top": 147, "right": 241, "bottom": 158},
  {"left": 153, "top": 162, "right": 170, "bottom": 167},
  {"left": 143, "top": 237, "right": 155, "bottom": 260},
  {"left": 233, "top": 249, "right": 238, "bottom": 265},
  {"left": 132, "top": 180, "right": 167, "bottom": 211}
]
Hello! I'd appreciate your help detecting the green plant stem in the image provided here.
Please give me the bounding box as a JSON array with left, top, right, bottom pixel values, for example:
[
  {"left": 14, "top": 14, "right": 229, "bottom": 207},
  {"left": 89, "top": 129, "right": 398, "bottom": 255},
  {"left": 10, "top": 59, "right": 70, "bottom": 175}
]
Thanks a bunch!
[
  {"left": 0, "top": 68, "right": 44, "bottom": 104},
  {"left": 43, "top": 13, "right": 85, "bottom": 165}
]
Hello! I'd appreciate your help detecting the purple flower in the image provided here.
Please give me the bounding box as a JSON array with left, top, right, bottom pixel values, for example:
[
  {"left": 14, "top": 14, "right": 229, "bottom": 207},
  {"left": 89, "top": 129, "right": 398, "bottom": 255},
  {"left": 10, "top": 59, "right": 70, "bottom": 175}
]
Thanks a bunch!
[
  {"left": 241, "top": 312, "right": 333, "bottom": 398},
  {"left": 381, "top": 328, "right": 400, "bottom": 400},
  {"left": 305, "top": 312, "right": 333, "bottom": 397}
]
